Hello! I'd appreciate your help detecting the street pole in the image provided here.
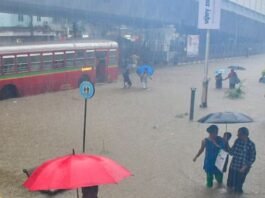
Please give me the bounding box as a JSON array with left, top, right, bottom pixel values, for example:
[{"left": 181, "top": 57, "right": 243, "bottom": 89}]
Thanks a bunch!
[
  {"left": 189, "top": 88, "right": 196, "bottom": 121},
  {"left": 82, "top": 99, "right": 88, "bottom": 153},
  {"left": 79, "top": 81, "right": 95, "bottom": 198},
  {"left": 201, "top": 29, "right": 210, "bottom": 108},
  {"left": 80, "top": 81, "right": 94, "bottom": 153}
]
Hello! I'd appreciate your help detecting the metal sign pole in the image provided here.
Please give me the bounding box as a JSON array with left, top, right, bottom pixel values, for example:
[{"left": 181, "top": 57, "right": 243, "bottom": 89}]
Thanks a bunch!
[
  {"left": 76, "top": 189, "right": 80, "bottom": 198},
  {"left": 82, "top": 98, "right": 88, "bottom": 153},
  {"left": 78, "top": 81, "right": 95, "bottom": 198},
  {"left": 201, "top": 29, "right": 210, "bottom": 108},
  {"left": 79, "top": 81, "right": 95, "bottom": 153},
  {"left": 198, "top": 0, "right": 221, "bottom": 108}
]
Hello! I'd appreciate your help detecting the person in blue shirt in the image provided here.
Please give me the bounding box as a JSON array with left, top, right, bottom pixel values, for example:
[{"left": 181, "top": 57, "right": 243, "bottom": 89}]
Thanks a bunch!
[{"left": 193, "top": 125, "right": 225, "bottom": 188}]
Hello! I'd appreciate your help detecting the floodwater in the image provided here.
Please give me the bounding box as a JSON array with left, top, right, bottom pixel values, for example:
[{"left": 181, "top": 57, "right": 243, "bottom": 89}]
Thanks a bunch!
[{"left": 0, "top": 55, "right": 265, "bottom": 198}]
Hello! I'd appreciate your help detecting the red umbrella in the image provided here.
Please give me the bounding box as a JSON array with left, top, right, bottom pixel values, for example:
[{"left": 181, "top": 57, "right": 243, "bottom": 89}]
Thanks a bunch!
[{"left": 23, "top": 154, "right": 132, "bottom": 191}]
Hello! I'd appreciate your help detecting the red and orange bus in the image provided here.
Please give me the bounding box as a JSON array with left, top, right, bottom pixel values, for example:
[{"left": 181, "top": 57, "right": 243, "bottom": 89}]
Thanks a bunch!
[{"left": 0, "top": 40, "right": 119, "bottom": 99}]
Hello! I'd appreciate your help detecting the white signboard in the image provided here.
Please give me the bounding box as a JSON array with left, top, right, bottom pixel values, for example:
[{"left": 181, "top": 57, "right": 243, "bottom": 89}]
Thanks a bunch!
[
  {"left": 198, "top": 0, "right": 221, "bottom": 29},
  {"left": 187, "top": 35, "right": 200, "bottom": 57}
]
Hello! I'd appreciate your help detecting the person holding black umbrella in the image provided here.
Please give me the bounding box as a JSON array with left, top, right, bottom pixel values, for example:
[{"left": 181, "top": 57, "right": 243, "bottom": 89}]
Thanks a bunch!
[
  {"left": 223, "top": 69, "right": 240, "bottom": 89},
  {"left": 227, "top": 127, "right": 256, "bottom": 194},
  {"left": 193, "top": 125, "right": 225, "bottom": 188}
]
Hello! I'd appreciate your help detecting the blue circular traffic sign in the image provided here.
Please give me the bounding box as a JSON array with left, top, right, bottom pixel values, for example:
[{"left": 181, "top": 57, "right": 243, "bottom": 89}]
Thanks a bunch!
[{"left": 79, "top": 81, "right": 95, "bottom": 99}]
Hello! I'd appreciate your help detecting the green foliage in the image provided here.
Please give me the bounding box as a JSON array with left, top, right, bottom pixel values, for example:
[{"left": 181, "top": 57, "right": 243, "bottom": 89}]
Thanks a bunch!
[{"left": 226, "top": 81, "right": 245, "bottom": 99}]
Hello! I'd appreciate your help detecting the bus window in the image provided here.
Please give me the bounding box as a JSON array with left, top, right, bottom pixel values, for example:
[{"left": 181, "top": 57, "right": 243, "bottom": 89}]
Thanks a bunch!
[
  {"left": 75, "top": 50, "right": 86, "bottom": 67},
  {"left": 109, "top": 50, "right": 118, "bottom": 65},
  {"left": 30, "top": 53, "right": 41, "bottom": 71},
  {"left": 42, "top": 53, "right": 53, "bottom": 70},
  {"left": 2, "top": 55, "right": 15, "bottom": 74},
  {"left": 17, "top": 54, "right": 29, "bottom": 73},
  {"left": 86, "top": 50, "right": 95, "bottom": 66},
  {"left": 65, "top": 51, "right": 75, "bottom": 67},
  {"left": 54, "top": 52, "right": 65, "bottom": 68}
]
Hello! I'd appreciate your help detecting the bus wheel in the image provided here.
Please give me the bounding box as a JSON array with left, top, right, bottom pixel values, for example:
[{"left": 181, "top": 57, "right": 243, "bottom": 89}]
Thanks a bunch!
[
  {"left": 78, "top": 75, "right": 90, "bottom": 86},
  {"left": 0, "top": 85, "right": 18, "bottom": 100}
]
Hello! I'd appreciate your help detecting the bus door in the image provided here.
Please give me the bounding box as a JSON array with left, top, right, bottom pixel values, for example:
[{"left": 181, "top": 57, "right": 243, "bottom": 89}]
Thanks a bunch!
[{"left": 95, "top": 51, "right": 107, "bottom": 82}]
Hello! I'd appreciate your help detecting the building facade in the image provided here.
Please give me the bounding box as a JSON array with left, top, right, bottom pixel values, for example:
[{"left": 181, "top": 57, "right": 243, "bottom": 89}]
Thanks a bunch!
[
  {"left": 0, "top": 12, "right": 111, "bottom": 45},
  {"left": 230, "top": 0, "right": 265, "bottom": 15},
  {"left": 0, "top": 13, "right": 59, "bottom": 45},
  {"left": 0, "top": 13, "right": 52, "bottom": 27}
]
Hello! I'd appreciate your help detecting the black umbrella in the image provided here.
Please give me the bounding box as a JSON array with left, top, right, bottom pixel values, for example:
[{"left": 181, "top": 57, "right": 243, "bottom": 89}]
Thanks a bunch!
[
  {"left": 198, "top": 112, "right": 253, "bottom": 131},
  {"left": 228, "top": 65, "right": 246, "bottom": 70}
]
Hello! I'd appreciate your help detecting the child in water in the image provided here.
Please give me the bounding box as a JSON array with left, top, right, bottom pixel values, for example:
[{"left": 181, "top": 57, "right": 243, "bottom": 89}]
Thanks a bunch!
[{"left": 215, "top": 73, "right": 223, "bottom": 89}]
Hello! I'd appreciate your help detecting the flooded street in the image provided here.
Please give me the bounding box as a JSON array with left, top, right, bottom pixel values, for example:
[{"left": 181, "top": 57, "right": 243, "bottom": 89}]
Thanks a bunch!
[{"left": 0, "top": 55, "right": 265, "bottom": 198}]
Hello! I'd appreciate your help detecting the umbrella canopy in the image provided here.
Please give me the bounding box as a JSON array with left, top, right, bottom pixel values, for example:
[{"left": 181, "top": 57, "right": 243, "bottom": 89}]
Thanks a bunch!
[
  {"left": 24, "top": 154, "right": 132, "bottom": 191},
  {"left": 198, "top": 112, "right": 253, "bottom": 124},
  {"left": 228, "top": 65, "right": 246, "bottom": 71},
  {"left": 136, "top": 65, "right": 154, "bottom": 76}
]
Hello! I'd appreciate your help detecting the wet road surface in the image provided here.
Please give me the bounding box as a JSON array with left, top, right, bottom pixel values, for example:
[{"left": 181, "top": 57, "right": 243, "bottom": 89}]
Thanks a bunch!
[{"left": 0, "top": 55, "right": 265, "bottom": 198}]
